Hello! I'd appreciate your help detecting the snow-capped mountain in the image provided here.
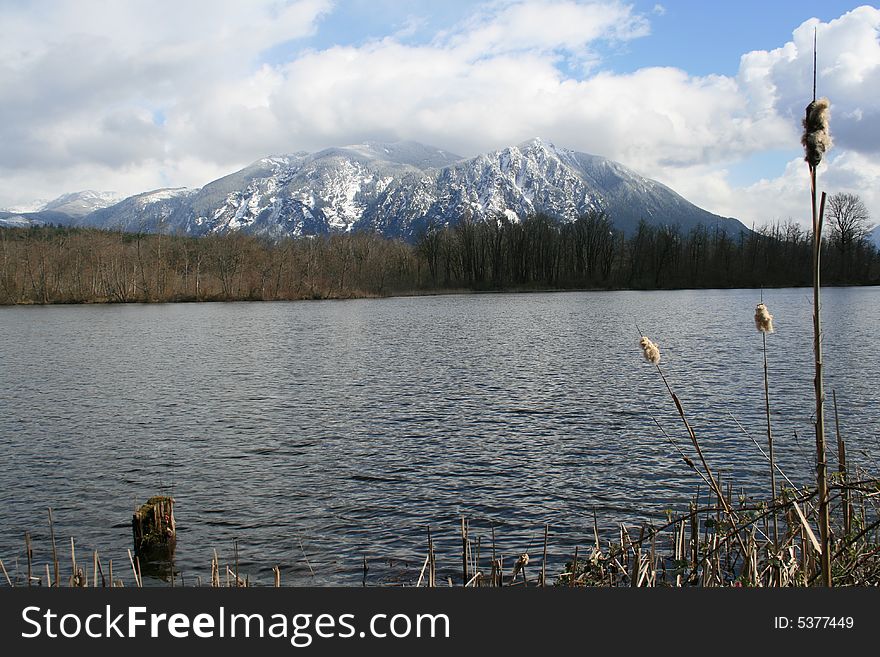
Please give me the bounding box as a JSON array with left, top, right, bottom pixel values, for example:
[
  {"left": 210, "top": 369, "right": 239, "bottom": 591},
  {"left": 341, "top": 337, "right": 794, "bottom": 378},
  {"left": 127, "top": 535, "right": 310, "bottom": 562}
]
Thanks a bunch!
[
  {"left": 1, "top": 190, "right": 119, "bottom": 227},
  {"left": 81, "top": 188, "right": 198, "bottom": 233},
  {"left": 0, "top": 209, "right": 72, "bottom": 228},
  {"left": 38, "top": 139, "right": 746, "bottom": 239},
  {"left": 41, "top": 190, "right": 119, "bottom": 217},
  {"left": 0, "top": 214, "right": 37, "bottom": 228}
]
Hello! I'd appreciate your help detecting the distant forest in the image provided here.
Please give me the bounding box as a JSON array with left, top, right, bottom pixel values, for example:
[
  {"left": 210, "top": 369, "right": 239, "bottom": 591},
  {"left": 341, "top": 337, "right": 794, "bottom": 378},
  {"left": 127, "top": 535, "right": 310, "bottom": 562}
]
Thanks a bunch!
[{"left": 1, "top": 210, "right": 878, "bottom": 304}]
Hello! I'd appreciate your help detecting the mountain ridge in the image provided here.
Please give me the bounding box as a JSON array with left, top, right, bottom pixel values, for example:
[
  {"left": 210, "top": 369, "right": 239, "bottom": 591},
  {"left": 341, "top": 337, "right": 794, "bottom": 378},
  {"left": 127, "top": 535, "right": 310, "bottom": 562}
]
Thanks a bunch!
[{"left": 5, "top": 139, "right": 746, "bottom": 239}]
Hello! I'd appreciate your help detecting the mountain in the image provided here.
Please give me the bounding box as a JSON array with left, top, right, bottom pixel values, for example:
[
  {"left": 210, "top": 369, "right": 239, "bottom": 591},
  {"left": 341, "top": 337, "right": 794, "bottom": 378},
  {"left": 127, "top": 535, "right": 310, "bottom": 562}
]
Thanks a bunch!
[
  {"left": 0, "top": 209, "right": 74, "bottom": 228},
  {"left": 404, "top": 138, "right": 741, "bottom": 236},
  {"left": 81, "top": 188, "right": 198, "bottom": 233},
  {"left": 41, "top": 190, "right": 119, "bottom": 217},
  {"left": 869, "top": 224, "right": 880, "bottom": 249},
  {"left": 0, "top": 213, "right": 39, "bottom": 228},
  {"left": 29, "top": 139, "right": 747, "bottom": 240},
  {"left": 1, "top": 190, "right": 118, "bottom": 228}
]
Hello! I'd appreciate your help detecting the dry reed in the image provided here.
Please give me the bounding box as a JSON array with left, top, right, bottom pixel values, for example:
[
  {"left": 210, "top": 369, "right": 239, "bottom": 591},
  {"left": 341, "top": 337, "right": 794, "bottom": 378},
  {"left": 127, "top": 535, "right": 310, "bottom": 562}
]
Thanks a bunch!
[
  {"left": 805, "top": 37, "right": 832, "bottom": 586},
  {"left": 754, "top": 303, "right": 774, "bottom": 333},
  {"left": 801, "top": 97, "right": 832, "bottom": 167},
  {"left": 639, "top": 336, "right": 661, "bottom": 365},
  {"left": 756, "top": 301, "right": 778, "bottom": 550}
]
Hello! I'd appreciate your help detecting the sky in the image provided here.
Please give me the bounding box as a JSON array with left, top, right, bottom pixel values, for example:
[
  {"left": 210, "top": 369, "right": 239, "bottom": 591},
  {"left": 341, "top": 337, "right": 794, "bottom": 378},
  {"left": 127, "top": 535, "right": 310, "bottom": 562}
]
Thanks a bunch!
[{"left": 1, "top": 0, "right": 878, "bottom": 230}]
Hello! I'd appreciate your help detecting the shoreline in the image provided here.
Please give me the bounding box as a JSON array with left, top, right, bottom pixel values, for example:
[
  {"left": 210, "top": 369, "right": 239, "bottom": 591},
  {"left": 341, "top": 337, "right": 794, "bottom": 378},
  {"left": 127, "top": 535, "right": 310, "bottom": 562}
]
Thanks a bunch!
[{"left": 2, "top": 281, "right": 878, "bottom": 307}]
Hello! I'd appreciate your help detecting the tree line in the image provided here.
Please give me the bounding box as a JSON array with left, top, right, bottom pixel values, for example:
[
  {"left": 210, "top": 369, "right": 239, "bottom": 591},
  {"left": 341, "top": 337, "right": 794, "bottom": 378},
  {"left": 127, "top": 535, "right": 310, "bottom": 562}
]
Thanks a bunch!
[
  {"left": 0, "top": 227, "right": 421, "bottom": 304},
  {"left": 417, "top": 206, "right": 878, "bottom": 291},
  {"left": 1, "top": 202, "right": 876, "bottom": 305}
]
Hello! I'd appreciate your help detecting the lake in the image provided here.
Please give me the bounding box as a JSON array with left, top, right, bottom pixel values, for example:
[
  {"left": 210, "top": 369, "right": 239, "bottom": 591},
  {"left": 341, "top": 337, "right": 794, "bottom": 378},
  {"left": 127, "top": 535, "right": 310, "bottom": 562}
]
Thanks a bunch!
[{"left": 1, "top": 288, "right": 878, "bottom": 585}]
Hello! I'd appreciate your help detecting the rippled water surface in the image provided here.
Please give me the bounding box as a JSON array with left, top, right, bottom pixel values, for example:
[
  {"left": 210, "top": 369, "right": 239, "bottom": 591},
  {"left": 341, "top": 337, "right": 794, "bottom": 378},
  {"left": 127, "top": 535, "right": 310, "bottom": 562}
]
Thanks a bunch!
[{"left": 1, "top": 288, "right": 878, "bottom": 585}]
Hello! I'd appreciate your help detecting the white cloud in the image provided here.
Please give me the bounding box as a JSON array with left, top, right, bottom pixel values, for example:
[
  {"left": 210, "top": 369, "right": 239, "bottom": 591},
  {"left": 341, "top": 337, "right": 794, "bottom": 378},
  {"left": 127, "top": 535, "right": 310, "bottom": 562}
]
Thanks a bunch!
[
  {"left": 738, "top": 6, "right": 880, "bottom": 156},
  {"left": 0, "top": 0, "right": 332, "bottom": 204},
  {"left": 441, "top": 0, "right": 650, "bottom": 58},
  {"left": 695, "top": 5, "right": 880, "bottom": 228},
  {"left": 655, "top": 152, "right": 880, "bottom": 235}
]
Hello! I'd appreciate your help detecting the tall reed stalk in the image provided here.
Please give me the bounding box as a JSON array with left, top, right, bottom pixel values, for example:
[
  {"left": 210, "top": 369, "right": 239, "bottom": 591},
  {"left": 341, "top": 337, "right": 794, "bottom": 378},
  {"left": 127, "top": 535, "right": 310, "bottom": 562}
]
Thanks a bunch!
[
  {"left": 802, "top": 31, "right": 833, "bottom": 586},
  {"left": 639, "top": 335, "right": 749, "bottom": 558},
  {"left": 755, "top": 301, "right": 778, "bottom": 551},
  {"left": 810, "top": 169, "right": 831, "bottom": 586}
]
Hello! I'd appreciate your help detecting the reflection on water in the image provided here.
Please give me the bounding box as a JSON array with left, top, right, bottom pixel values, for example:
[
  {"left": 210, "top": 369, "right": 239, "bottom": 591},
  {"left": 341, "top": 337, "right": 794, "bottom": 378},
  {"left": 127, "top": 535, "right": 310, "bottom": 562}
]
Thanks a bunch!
[{"left": 1, "top": 288, "right": 878, "bottom": 585}]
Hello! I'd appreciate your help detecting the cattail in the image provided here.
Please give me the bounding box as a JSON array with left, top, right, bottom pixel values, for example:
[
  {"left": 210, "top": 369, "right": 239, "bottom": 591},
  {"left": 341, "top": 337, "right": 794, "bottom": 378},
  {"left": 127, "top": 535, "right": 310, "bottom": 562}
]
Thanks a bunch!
[
  {"left": 640, "top": 336, "right": 661, "bottom": 365},
  {"left": 801, "top": 97, "right": 832, "bottom": 167},
  {"left": 754, "top": 303, "right": 774, "bottom": 333},
  {"left": 511, "top": 553, "right": 529, "bottom": 579}
]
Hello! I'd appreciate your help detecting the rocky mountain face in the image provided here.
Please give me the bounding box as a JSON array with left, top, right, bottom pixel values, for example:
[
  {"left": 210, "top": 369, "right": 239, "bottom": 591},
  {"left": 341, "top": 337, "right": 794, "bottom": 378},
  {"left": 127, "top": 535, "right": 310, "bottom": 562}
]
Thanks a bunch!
[
  {"left": 869, "top": 224, "right": 880, "bottom": 249},
  {"left": 81, "top": 188, "right": 199, "bottom": 233},
  {"left": 9, "top": 139, "right": 746, "bottom": 239}
]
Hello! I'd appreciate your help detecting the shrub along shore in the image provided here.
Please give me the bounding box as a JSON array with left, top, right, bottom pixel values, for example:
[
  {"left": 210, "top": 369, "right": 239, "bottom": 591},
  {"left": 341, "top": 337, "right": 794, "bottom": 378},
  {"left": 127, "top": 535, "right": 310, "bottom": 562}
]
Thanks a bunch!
[{"left": 3, "top": 453, "right": 878, "bottom": 587}]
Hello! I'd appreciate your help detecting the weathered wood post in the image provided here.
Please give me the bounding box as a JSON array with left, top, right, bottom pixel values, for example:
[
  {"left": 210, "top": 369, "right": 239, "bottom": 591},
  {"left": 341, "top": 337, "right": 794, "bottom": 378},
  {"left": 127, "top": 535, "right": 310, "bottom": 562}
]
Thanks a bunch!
[{"left": 132, "top": 496, "right": 176, "bottom": 560}]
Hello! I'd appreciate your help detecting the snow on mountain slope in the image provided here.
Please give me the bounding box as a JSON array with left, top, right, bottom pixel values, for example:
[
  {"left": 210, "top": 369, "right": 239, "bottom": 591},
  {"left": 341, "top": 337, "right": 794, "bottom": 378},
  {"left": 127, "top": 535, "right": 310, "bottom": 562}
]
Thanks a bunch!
[
  {"left": 0, "top": 214, "right": 36, "bottom": 227},
  {"left": 64, "top": 139, "right": 746, "bottom": 240},
  {"left": 77, "top": 188, "right": 198, "bottom": 232},
  {"left": 179, "top": 143, "right": 460, "bottom": 237},
  {"left": 41, "top": 190, "right": 119, "bottom": 217}
]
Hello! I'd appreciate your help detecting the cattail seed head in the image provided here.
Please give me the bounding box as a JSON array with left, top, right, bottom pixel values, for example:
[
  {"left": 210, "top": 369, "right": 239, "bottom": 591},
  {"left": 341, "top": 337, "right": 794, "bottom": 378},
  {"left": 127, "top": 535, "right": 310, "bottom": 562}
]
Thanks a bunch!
[
  {"left": 801, "top": 97, "right": 832, "bottom": 167},
  {"left": 640, "top": 336, "right": 661, "bottom": 365},
  {"left": 511, "top": 553, "right": 530, "bottom": 578},
  {"left": 755, "top": 303, "right": 774, "bottom": 333}
]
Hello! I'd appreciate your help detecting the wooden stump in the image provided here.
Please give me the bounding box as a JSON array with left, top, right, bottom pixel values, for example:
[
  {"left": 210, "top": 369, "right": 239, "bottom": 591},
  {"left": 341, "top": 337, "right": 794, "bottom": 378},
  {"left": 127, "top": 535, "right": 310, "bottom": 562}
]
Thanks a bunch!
[{"left": 132, "top": 496, "right": 176, "bottom": 560}]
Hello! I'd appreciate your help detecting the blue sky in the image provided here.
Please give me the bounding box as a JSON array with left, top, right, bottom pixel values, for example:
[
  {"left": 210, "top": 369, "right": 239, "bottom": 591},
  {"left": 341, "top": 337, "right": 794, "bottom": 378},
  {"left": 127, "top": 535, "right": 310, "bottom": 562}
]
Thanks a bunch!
[
  {"left": 0, "top": 1, "right": 878, "bottom": 227},
  {"left": 286, "top": 1, "right": 865, "bottom": 76},
  {"left": 275, "top": 1, "right": 868, "bottom": 78},
  {"left": 614, "top": 1, "right": 866, "bottom": 75}
]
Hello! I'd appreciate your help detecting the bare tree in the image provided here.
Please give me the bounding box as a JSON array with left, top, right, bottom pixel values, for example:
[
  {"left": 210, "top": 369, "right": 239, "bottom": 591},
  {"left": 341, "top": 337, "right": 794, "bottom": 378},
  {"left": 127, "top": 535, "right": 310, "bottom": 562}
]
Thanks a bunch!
[
  {"left": 826, "top": 192, "right": 873, "bottom": 278},
  {"left": 826, "top": 192, "right": 872, "bottom": 250}
]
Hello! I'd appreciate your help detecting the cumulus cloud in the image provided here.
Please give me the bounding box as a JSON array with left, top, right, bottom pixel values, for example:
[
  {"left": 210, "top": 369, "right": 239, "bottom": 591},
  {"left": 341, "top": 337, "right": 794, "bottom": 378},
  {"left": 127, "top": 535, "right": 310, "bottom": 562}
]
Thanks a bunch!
[
  {"left": 739, "top": 6, "right": 880, "bottom": 155},
  {"left": 0, "top": 0, "right": 332, "bottom": 203},
  {"left": 159, "top": 2, "right": 784, "bottom": 170},
  {"left": 0, "top": 0, "right": 878, "bottom": 231},
  {"left": 656, "top": 152, "right": 880, "bottom": 234}
]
